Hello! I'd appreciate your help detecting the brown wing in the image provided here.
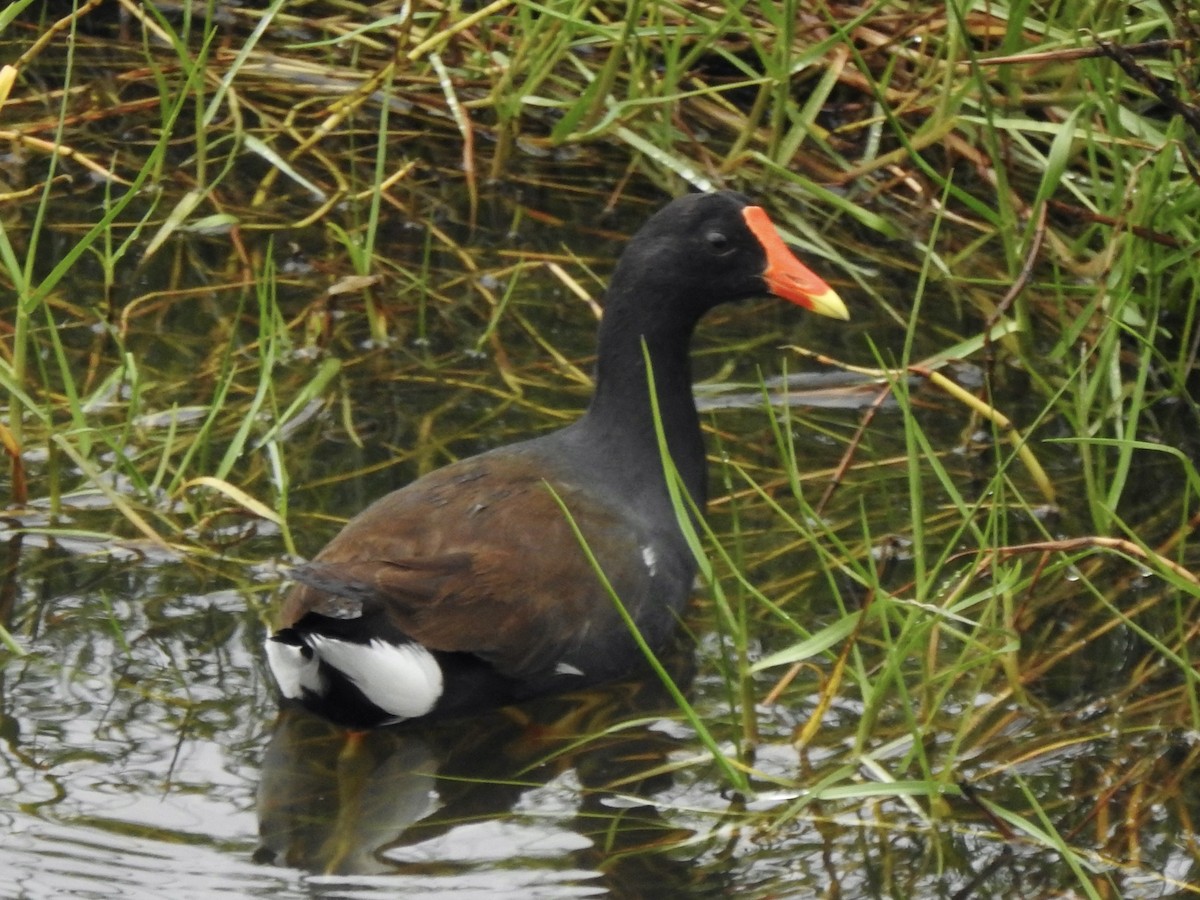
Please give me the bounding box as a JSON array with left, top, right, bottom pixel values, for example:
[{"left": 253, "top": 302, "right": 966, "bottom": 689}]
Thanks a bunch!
[{"left": 278, "top": 453, "right": 649, "bottom": 679}]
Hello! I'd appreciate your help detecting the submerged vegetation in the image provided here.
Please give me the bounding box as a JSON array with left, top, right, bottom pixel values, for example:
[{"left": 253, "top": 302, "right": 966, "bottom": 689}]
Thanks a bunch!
[{"left": 1, "top": 0, "right": 1198, "bottom": 895}]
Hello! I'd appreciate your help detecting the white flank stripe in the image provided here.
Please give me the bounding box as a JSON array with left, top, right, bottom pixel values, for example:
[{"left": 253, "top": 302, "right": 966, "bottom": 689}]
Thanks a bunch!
[
  {"left": 641, "top": 544, "right": 658, "bottom": 576},
  {"left": 308, "top": 636, "right": 444, "bottom": 720},
  {"left": 264, "top": 638, "right": 324, "bottom": 699},
  {"left": 554, "top": 661, "right": 585, "bottom": 677}
]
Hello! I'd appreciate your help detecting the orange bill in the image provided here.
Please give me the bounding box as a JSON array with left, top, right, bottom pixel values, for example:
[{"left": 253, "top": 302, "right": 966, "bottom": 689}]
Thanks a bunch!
[{"left": 742, "top": 206, "right": 849, "bottom": 320}]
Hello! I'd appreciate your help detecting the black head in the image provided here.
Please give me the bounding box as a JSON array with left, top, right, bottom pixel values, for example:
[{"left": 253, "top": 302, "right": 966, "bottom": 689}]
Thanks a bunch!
[{"left": 604, "top": 191, "right": 847, "bottom": 333}]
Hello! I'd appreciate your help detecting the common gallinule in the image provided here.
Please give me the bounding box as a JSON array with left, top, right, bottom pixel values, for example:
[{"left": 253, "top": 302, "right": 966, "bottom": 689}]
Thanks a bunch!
[{"left": 266, "top": 191, "right": 848, "bottom": 728}]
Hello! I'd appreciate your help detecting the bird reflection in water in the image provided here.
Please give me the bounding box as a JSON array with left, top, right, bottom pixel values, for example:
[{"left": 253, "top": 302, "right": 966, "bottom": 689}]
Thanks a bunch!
[{"left": 255, "top": 645, "right": 713, "bottom": 894}]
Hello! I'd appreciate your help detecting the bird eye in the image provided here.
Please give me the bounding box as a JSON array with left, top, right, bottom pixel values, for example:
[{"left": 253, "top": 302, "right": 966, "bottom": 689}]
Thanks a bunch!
[{"left": 706, "top": 231, "right": 732, "bottom": 253}]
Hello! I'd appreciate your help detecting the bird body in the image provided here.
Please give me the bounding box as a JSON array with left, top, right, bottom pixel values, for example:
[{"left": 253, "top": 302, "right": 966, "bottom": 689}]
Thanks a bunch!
[{"left": 267, "top": 191, "right": 848, "bottom": 728}]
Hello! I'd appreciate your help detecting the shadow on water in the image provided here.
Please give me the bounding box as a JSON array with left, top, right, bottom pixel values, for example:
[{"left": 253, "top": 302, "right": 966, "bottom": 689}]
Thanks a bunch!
[{"left": 255, "top": 654, "right": 711, "bottom": 894}]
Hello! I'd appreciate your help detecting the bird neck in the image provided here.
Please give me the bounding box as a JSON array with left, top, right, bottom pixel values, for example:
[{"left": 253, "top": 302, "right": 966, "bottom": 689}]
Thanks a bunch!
[{"left": 581, "top": 304, "right": 707, "bottom": 508}]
